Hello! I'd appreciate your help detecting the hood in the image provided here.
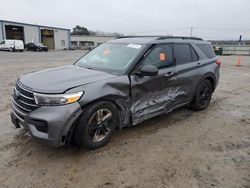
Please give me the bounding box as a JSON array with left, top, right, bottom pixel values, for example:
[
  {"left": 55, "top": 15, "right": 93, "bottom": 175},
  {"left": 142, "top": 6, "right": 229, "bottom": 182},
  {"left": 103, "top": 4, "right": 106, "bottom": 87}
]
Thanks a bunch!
[{"left": 19, "top": 65, "right": 117, "bottom": 93}]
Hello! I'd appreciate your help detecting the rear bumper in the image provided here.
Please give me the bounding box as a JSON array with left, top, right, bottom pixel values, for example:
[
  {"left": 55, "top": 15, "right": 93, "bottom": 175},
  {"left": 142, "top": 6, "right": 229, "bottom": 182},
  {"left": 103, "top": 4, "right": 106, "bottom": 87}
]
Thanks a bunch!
[{"left": 11, "top": 98, "right": 83, "bottom": 147}]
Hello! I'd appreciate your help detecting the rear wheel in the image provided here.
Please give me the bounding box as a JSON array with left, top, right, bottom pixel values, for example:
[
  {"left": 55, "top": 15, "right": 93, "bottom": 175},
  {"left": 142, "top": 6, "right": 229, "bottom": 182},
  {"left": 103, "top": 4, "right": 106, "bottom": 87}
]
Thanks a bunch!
[
  {"left": 74, "top": 101, "right": 118, "bottom": 150},
  {"left": 191, "top": 80, "right": 213, "bottom": 111}
]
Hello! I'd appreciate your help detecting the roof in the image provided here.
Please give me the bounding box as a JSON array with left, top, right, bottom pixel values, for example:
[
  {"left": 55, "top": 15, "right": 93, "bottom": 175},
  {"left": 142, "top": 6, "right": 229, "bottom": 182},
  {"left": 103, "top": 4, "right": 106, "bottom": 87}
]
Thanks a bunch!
[
  {"left": 71, "top": 35, "right": 116, "bottom": 38},
  {"left": 0, "top": 19, "right": 70, "bottom": 31},
  {"left": 108, "top": 37, "right": 159, "bottom": 44},
  {"left": 108, "top": 36, "right": 209, "bottom": 45}
]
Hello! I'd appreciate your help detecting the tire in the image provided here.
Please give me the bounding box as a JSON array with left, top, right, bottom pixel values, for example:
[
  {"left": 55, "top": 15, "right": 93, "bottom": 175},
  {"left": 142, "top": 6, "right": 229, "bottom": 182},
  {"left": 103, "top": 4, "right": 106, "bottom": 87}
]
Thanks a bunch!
[
  {"left": 9, "top": 48, "right": 13, "bottom": 52},
  {"left": 74, "top": 101, "right": 119, "bottom": 150},
  {"left": 191, "top": 80, "right": 213, "bottom": 111},
  {"left": 36, "top": 48, "right": 40, "bottom": 52}
]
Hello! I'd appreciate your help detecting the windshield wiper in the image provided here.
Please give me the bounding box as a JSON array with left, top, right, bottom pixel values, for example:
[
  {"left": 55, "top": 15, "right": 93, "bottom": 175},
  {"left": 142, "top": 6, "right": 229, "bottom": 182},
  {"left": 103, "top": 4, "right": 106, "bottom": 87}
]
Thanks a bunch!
[
  {"left": 76, "top": 64, "right": 94, "bottom": 70},
  {"left": 85, "top": 67, "right": 94, "bottom": 70}
]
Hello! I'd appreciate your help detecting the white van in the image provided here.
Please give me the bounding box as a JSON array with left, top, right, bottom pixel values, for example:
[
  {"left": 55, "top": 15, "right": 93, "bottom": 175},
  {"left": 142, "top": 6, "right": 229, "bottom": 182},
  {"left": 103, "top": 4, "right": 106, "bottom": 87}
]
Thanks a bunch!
[{"left": 0, "top": 39, "right": 24, "bottom": 52}]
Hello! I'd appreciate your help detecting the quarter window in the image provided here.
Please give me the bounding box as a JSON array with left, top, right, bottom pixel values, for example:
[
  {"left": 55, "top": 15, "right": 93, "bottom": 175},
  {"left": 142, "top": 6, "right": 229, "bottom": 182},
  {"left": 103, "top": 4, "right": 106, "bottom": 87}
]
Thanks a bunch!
[
  {"left": 141, "top": 44, "right": 173, "bottom": 69},
  {"left": 174, "top": 44, "right": 192, "bottom": 65},
  {"left": 197, "top": 44, "right": 216, "bottom": 58}
]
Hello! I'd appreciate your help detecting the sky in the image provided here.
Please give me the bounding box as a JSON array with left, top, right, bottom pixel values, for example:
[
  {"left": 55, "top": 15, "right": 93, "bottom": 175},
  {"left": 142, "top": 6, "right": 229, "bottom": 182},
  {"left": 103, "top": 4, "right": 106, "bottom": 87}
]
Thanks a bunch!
[{"left": 1, "top": 0, "right": 250, "bottom": 40}]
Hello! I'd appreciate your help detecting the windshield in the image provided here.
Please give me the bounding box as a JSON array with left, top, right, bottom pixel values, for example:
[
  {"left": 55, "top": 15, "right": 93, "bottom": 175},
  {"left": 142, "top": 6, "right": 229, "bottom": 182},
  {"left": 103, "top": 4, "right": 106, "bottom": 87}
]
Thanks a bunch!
[{"left": 75, "top": 43, "right": 145, "bottom": 75}]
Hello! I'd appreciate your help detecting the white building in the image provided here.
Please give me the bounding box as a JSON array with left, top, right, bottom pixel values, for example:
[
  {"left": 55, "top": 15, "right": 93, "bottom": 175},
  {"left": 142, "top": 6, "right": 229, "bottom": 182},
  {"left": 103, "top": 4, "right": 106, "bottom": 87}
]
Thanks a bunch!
[
  {"left": 70, "top": 35, "right": 116, "bottom": 49},
  {"left": 0, "top": 20, "right": 70, "bottom": 50}
]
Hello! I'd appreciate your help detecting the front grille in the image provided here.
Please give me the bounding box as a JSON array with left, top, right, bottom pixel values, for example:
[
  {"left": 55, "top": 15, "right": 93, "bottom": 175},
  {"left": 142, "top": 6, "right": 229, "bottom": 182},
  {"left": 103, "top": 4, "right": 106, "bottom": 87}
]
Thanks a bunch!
[{"left": 13, "top": 82, "right": 39, "bottom": 113}]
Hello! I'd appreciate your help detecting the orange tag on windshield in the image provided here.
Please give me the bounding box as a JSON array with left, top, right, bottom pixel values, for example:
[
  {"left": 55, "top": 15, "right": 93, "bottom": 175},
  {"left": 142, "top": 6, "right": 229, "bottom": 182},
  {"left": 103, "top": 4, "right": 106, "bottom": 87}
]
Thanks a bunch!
[
  {"left": 103, "top": 49, "right": 110, "bottom": 55},
  {"left": 159, "top": 53, "right": 166, "bottom": 61}
]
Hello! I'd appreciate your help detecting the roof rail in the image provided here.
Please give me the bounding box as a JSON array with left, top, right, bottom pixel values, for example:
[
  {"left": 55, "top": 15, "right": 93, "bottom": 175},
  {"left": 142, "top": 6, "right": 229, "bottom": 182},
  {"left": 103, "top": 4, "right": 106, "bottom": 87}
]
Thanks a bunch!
[
  {"left": 116, "top": 35, "right": 203, "bottom": 41},
  {"left": 157, "top": 36, "right": 203, "bottom": 41},
  {"left": 116, "top": 35, "right": 165, "bottom": 39}
]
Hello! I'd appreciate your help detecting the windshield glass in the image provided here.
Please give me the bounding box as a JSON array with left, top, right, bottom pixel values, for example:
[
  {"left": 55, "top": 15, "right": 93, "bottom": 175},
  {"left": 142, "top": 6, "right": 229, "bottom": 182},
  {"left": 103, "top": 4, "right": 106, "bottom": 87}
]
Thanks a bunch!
[{"left": 75, "top": 43, "right": 145, "bottom": 74}]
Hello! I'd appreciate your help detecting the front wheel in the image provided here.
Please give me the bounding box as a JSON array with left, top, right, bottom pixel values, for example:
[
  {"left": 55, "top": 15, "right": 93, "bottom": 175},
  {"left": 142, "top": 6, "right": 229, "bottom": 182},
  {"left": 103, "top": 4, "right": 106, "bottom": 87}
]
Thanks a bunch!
[
  {"left": 74, "top": 101, "right": 119, "bottom": 150},
  {"left": 191, "top": 80, "right": 213, "bottom": 111}
]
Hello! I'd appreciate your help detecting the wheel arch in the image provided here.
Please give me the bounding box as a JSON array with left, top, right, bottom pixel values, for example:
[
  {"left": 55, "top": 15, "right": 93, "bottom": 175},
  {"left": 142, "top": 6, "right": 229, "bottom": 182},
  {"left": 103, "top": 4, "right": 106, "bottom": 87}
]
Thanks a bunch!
[
  {"left": 66, "top": 95, "right": 131, "bottom": 145},
  {"left": 191, "top": 72, "right": 216, "bottom": 104},
  {"left": 81, "top": 95, "right": 132, "bottom": 129},
  {"left": 199, "top": 73, "right": 216, "bottom": 92}
]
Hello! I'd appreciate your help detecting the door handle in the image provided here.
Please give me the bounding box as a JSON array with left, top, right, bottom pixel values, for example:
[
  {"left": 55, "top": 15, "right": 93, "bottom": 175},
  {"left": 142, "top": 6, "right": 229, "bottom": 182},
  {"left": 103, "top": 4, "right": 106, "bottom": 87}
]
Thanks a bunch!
[
  {"left": 197, "top": 62, "right": 201, "bottom": 66},
  {"left": 164, "top": 72, "right": 175, "bottom": 77}
]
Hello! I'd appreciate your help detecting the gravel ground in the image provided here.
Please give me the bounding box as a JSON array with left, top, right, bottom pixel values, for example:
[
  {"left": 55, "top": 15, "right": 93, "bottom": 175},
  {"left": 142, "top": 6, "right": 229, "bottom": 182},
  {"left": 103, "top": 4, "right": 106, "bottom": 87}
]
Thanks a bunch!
[{"left": 0, "top": 51, "right": 249, "bottom": 188}]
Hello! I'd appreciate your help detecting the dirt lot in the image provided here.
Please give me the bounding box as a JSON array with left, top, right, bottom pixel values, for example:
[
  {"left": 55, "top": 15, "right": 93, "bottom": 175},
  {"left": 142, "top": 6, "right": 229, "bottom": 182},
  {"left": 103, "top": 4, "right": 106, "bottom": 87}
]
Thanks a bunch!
[{"left": 0, "top": 51, "right": 249, "bottom": 188}]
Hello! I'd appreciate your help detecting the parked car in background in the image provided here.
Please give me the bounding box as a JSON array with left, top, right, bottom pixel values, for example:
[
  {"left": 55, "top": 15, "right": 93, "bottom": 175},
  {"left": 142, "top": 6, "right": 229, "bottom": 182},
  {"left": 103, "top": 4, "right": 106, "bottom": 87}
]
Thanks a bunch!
[
  {"left": 11, "top": 36, "right": 220, "bottom": 150},
  {"left": 0, "top": 39, "right": 24, "bottom": 52},
  {"left": 25, "top": 43, "right": 48, "bottom": 52}
]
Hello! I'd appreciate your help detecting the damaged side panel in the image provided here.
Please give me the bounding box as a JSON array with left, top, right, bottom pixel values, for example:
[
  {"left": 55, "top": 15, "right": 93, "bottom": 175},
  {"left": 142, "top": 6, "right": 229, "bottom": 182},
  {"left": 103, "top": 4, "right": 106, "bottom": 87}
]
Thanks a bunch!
[
  {"left": 68, "top": 63, "right": 200, "bottom": 128},
  {"left": 68, "top": 67, "right": 194, "bottom": 128},
  {"left": 131, "top": 87, "right": 188, "bottom": 125},
  {"left": 68, "top": 76, "right": 132, "bottom": 128},
  {"left": 129, "top": 67, "right": 191, "bottom": 125}
]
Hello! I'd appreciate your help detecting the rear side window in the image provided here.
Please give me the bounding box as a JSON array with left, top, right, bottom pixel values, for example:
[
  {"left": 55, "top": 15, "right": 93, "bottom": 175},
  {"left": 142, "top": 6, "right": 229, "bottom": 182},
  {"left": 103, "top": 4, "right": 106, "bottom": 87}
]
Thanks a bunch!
[
  {"left": 197, "top": 44, "right": 216, "bottom": 58},
  {"left": 0, "top": 41, "right": 5, "bottom": 44},
  {"left": 174, "top": 44, "right": 192, "bottom": 64}
]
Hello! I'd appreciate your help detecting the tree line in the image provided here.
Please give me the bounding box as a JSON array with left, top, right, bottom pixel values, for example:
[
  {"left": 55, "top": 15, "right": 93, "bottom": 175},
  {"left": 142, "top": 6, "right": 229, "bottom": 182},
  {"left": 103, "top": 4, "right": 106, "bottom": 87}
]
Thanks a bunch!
[{"left": 71, "top": 25, "right": 123, "bottom": 36}]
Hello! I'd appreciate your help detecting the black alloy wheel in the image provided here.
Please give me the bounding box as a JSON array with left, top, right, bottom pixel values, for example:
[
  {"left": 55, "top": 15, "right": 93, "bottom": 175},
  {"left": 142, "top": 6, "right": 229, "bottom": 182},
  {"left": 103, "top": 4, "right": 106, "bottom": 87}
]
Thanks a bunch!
[{"left": 191, "top": 80, "right": 213, "bottom": 111}]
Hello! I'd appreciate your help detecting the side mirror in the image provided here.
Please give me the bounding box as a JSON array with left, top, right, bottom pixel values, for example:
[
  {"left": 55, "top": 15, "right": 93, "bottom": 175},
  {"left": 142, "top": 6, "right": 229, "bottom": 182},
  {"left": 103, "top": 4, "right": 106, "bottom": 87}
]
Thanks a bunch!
[{"left": 138, "top": 65, "right": 159, "bottom": 76}]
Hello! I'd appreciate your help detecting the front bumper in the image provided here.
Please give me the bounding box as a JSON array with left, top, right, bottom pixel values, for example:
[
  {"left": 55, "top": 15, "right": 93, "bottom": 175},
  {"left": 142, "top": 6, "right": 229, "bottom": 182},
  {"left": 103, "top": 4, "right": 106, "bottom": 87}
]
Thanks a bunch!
[{"left": 11, "top": 98, "right": 83, "bottom": 147}]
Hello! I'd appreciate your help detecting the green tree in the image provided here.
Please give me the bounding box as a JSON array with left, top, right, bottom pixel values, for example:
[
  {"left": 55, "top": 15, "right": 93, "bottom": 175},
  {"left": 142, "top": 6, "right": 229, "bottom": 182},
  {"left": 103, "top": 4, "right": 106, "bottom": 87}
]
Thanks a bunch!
[{"left": 72, "top": 25, "right": 90, "bottom": 35}]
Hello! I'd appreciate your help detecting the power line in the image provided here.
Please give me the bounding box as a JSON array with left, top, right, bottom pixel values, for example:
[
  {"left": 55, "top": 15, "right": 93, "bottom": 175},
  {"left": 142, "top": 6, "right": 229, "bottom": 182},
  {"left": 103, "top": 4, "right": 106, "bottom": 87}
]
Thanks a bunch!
[
  {"left": 124, "top": 27, "right": 250, "bottom": 40},
  {"left": 127, "top": 27, "right": 250, "bottom": 35},
  {"left": 195, "top": 27, "right": 250, "bottom": 31},
  {"left": 126, "top": 27, "right": 190, "bottom": 35}
]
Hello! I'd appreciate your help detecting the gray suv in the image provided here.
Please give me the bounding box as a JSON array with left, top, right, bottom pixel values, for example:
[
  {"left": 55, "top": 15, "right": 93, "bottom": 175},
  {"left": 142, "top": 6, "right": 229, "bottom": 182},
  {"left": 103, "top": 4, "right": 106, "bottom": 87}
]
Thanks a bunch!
[{"left": 11, "top": 36, "right": 220, "bottom": 149}]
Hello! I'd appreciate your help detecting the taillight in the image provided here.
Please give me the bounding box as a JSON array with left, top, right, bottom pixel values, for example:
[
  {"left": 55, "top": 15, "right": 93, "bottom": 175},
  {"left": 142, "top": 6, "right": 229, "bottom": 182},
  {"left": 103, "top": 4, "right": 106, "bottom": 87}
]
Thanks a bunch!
[{"left": 216, "top": 59, "right": 221, "bottom": 67}]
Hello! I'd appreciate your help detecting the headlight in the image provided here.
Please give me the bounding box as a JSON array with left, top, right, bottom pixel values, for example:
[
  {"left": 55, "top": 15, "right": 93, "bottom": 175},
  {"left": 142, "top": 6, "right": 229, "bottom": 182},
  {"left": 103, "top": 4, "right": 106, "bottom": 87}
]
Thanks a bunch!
[{"left": 34, "top": 92, "right": 83, "bottom": 106}]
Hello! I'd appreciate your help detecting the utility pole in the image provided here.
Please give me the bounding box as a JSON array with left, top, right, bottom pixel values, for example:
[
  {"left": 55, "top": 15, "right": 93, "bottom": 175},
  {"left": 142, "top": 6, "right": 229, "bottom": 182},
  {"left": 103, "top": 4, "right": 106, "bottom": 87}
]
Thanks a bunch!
[
  {"left": 239, "top": 35, "right": 242, "bottom": 45},
  {"left": 190, "top": 27, "right": 193, "bottom": 37}
]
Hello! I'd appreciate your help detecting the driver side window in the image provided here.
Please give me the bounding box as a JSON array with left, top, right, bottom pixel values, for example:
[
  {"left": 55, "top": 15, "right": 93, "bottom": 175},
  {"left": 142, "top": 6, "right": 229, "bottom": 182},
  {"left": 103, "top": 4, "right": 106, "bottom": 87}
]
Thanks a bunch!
[{"left": 142, "top": 44, "right": 173, "bottom": 69}]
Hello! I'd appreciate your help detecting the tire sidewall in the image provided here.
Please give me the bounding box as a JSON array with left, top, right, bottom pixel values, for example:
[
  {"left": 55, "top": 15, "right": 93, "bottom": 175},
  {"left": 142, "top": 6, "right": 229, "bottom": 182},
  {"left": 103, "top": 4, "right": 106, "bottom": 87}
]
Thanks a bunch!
[{"left": 74, "top": 101, "right": 119, "bottom": 149}]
